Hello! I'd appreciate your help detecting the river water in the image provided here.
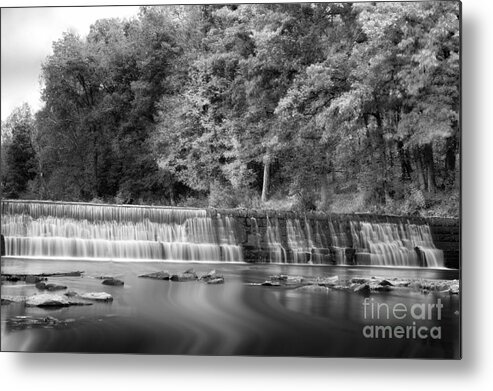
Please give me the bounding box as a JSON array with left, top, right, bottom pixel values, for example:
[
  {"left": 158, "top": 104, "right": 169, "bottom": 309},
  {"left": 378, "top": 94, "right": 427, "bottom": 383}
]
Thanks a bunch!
[{"left": 1, "top": 258, "right": 460, "bottom": 358}]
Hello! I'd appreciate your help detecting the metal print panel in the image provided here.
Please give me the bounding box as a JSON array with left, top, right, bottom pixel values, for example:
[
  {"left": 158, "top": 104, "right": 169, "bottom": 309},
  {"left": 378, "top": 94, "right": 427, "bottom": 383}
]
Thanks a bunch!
[{"left": 0, "top": 1, "right": 461, "bottom": 358}]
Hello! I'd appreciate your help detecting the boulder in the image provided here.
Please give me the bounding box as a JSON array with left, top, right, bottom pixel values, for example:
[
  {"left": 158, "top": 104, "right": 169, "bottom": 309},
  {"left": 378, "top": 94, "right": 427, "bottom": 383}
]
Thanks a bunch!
[
  {"left": 25, "top": 275, "right": 45, "bottom": 284},
  {"left": 370, "top": 283, "right": 392, "bottom": 292},
  {"left": 351, "top": 278, "right": 369, "bottom": 284},
  {"left": 46, "top": 283, "right": 67, "bottom": 291},
  {"left": 199, "top": 270, "right": 219, "bottom": 281},
  {"left": 260, "top": 281, "right": 281, "bottom": 287},
  {"left": 206, "top": 277, "right": 225, "bottom": 285},
  {"left": 449, "top": 284, "right": 460, "bottom": 295},
  {"left": 7, "top": 315, "right": 63, "bottom": 330},
  {"left": 379, "top": 279, "right": 394, "bottom": 287},
  {"left": 64, "top": 290, "right": 79, "bottom": 297},
  {"left": 354, "top": 283, "right": 371, "bottom": 296},
  {"left": 390, "top": 279, "right": 411, "bottom": 287},
  {"left": 39, "top": 271, "right": 84, "bottom": 277},
  {"left": 1, "top": 295, "right": 26, "bottom": 304},
  {"left": 102, "top": 278, "right": 124, "bottom": 286},
  {"left": 139, "top": 271, "right": 170, "bottom": 280},
  {"left": 316, "top": 275, "right": 339, "bottom": 286},
  {"left": 1, "top": 274, "right": 21, "bottom": 282},
  {"left": 35, "top": 281, "right": 67, "bottom": 291},
  {"left": 26, "top": 294, "right": 70, "bottom": 307},
  {"left": 270, "top": 274, "right": 288, "bottom": 282},
  {"left": 80, "top": 292, "right": 113, "bottom": 302},
  {"left": 170, "top": 270, "right": 198, "bottom": 282}
]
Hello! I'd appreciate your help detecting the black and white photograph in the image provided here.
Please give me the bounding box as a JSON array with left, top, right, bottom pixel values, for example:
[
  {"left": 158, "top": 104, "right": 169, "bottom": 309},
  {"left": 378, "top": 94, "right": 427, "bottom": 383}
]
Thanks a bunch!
[{"left": 1, "top": 1, "right": 460, "bottom": 359}]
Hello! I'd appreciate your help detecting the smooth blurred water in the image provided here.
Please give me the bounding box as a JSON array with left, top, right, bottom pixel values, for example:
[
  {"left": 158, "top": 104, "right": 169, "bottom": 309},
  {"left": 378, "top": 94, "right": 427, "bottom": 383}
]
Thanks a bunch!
[{"left": 1, "top": 258, "right": 460, "bottom": 357}]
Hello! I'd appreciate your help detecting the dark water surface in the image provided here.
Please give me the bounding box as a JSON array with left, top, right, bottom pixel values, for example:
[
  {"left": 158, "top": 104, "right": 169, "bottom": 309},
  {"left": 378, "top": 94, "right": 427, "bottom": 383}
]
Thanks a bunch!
[{"left": 1, "top": 258, "right": 460, "bottom": 358}]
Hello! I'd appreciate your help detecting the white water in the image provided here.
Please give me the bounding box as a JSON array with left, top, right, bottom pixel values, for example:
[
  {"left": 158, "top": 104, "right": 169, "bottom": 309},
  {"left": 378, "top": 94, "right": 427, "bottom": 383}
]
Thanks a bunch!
[
  {"left": 266, "top": 216, "right": 444, "bottom": 267},
  {"left": 1, "top": 201, "right": 242, "bottom": 262},
  {"left": 1, "top": 201, "right": 444, "bottom": 267},
  {"left": 351, "top": 221, "right": 444, "bottom": 267}
]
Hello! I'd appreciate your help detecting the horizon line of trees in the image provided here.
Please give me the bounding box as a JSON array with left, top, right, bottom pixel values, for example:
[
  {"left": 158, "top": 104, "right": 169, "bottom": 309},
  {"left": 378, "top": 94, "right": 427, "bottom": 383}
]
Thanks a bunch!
[{"left": 1, "top": 2, "right": 460, "bottom": 215}]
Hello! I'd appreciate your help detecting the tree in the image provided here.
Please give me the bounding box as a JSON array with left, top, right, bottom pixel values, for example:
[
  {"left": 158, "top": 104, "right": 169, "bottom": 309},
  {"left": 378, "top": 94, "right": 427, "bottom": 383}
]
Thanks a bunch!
[{"left": 1, "top": 104, "right": 38, "bottom": 198}]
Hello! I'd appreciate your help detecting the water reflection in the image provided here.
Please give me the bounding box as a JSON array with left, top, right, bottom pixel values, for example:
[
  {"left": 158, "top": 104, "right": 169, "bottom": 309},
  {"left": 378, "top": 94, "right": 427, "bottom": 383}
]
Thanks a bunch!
[{"left": 1, "top": 258, "right": 460, "bottom": 357}]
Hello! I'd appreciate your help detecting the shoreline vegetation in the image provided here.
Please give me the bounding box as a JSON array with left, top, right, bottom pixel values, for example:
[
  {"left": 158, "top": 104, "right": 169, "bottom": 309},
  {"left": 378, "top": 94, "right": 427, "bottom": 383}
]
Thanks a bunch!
[{"left": 0, "top": 3, "right": 459, "bottom": 219}]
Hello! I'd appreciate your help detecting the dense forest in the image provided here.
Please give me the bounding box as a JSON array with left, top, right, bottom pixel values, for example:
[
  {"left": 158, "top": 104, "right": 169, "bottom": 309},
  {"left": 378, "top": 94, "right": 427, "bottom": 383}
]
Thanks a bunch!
[{"left": 1, "top": 2, "right": 460, "bottom": 217}]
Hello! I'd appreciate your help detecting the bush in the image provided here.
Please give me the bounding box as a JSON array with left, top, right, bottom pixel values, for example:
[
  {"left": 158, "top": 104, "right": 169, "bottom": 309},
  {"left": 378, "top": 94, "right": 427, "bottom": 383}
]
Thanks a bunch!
[
  {"left": 178, "top": 196, "right": 209, "bottom": 208},
  {"left": 208, "top": 181, "right": 238, "bottom": 208}
]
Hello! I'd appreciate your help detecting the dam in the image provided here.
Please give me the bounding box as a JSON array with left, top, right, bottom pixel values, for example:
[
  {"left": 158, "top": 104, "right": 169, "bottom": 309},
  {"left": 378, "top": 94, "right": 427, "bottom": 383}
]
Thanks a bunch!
[{"left": 0, "top": 200, "right": 459, "bottom": 268}]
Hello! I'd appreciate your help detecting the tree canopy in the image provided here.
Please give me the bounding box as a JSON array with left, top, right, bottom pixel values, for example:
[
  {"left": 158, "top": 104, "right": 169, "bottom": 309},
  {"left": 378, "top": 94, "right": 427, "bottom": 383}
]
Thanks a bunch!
[{"left": 1, "top": 3, "right": 460, "bottom": 216}]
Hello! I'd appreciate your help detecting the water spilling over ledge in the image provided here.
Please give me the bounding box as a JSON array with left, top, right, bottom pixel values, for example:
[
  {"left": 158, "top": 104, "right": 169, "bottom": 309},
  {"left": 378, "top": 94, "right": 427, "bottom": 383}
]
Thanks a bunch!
[
  {"left": 1, "top": 201, "right": 242, "bottom": 262},
  {"left": 1, "top": 200, "right": 459, "bottom": 267}
]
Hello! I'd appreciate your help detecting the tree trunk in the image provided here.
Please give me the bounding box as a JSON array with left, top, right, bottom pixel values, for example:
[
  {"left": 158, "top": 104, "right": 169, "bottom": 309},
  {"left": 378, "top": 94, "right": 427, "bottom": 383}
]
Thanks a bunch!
[
  {"left": 261, "top": 157, "right": 270, "bottom": 203},
  {"left": 423, "top": 143, "right": 436, "bottom": 193},
  {"left": 320, "top": 174, "right": 330, "bottom": 209},
  {"left": 415, "top": 147, "right": 426, "bottom": 191},
  {"left": 397, "top": 141, "right": 412, "bottom": 181}
]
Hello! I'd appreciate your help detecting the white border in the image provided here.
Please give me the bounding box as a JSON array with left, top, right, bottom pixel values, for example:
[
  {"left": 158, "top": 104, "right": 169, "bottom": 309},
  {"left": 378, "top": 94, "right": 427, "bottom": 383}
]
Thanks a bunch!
[{"left": 1, "top": 0, "right": 492, "bottom": 389}]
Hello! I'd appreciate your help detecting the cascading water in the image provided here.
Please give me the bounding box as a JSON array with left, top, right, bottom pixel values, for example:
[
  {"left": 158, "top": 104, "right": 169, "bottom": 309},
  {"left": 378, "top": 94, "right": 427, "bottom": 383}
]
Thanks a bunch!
[
  {"left": 350, "top": 221, "right": 443, "bottom": 267},
  {"left": 328, "top": 220, "right": 348, "bottom": 265},
  {"left": 286, "top": 219, "right": 311, "bottom": 264},
  {"left": 1, "top": 201, "right": 444, "bottom": 267},
  {"left": 1, "top": 201, "right": 243, "bottom": 262},
  {"left": 265, "top": 217, "right": 287, "bottom": 263},
  {"left": 263, "top": 214, "right": 444, "bottom": 267},
  {"left": 249, "top": 217, "right": 261, "bottom": 250}
]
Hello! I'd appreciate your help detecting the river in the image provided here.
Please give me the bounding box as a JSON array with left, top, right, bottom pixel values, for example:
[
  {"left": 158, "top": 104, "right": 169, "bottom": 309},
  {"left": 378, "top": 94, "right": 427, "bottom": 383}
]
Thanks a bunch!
[{"left": 1, "top": 258, "right": 460, "bottom": 358}]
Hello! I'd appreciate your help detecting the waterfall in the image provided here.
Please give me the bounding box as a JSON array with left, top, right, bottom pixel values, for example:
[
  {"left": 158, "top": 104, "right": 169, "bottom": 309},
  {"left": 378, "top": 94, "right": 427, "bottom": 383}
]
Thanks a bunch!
[
  {"left": 1, "top": 201, "right": 243, "bottom": 262},
  {"left": 265, "top": 217, "right": 287, "bottom": 263},
  {"left": 262, "top": 214, "right": 443, "bottom": 267},
  {"left": 351, "top": 221, "right": 444, "bottom": 267},
  {"left": 1, "top": 201, "right": 445, "bottom": 267},
  {"left": 250, "top": 217, "right": 261, "bottom": 250}
]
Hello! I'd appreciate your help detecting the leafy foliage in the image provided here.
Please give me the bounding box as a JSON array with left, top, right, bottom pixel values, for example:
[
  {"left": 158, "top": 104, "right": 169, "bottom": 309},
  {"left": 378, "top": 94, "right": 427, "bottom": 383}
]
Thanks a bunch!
[{"left": 1, "top": 3, "right": 460, "bottom": 217}]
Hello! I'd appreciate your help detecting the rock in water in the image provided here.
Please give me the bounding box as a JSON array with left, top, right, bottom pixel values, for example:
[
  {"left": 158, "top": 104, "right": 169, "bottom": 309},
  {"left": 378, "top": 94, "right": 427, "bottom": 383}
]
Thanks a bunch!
[
  {"left": 1, "top": 295, "right": 27, "bottom": 304},
  {"left": 260, "top": 281, "right": 281, "bottom": 287},
  {"left": 206, "top": 277, "right": 225, "bottom": 285},
  {"left": 449, "top": 284, "right": 460, "bottom": 294},
  {"left": 102, "top": 278, "right": 124, "bottom": 286},
  {"left": 351, "top": 278, "right": 369, "bottom": 284},
  {"left": 270, "top": 274, "right": 288, "bottom": 282},
  {"left": 199, "top": 270, "right": 218, "bottom": 281},
  {"left": 354, "top": 283, "right": 371, "bottom": 296},
  {"left": 170, "top": 270, "right": 198, "bottom": 282},
  {"left": 138, "top": 271, "right": 170, "bottom": 280},
  {"left": 7, "top": 315, "right": 65, "bottom": 330},
  {"left": 26, "top": 294, "right": 71, "bottom": 307},
  {"left": 64, "top": 290, "right": 79, "bottom": 297},
  {"left": 80, "top": 292, "right": 113, "bottom": 302},
  {"left": 35, "top": 281, "right": 67, "bottom": 291},
  {"left": 316, "top": 275, "right": 338, "bottom": 286},
  {"left": 370, "top": 283, "right": 392, "bottom": 292},
  {"left": 25, "top": 275, "right": 46, "bottom": 284}
]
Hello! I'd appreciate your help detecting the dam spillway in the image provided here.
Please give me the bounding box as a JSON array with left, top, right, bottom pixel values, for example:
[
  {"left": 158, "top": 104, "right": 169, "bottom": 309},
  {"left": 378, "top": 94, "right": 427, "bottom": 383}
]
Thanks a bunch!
[
  {"left": 1, "top": 201, "right": 243, "bottom": 262},
  {"left": 1, "top": 200, "right": 458, "bottom": 267}
]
